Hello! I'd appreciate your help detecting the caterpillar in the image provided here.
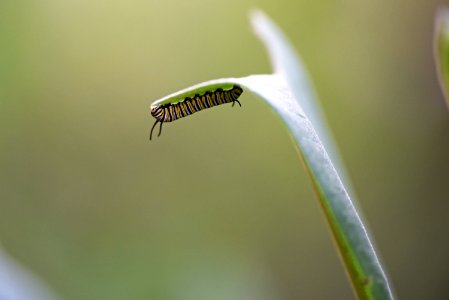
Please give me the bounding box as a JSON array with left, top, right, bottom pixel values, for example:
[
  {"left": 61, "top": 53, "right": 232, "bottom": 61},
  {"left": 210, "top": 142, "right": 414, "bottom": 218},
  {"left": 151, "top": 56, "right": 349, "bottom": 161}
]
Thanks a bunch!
[{"left": 149, "top": 85, "right": 243, "bottom": 140}]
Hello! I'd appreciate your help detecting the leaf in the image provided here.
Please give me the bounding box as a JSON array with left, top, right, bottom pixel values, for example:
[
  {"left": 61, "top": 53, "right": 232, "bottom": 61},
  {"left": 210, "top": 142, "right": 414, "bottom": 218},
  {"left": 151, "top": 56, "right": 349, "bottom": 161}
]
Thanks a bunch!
[
  {"left": 0, "top": 246, "right": 60, "bottom": 300},
  {"left": 250, "top": 10, "right": 395, "bottom": 299},
  {"left": 150, "top": 10, "right": 395, "bottom": 300},
  {"left": 435, "top": 6, "right": 449, "bottom": 108}
]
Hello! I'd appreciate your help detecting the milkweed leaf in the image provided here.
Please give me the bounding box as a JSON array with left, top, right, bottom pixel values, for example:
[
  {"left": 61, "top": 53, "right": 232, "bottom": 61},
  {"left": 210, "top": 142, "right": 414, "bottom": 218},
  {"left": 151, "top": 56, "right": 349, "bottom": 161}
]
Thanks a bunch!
[{"left": 150, "top": 10, "right": 395, "bottom": 300}]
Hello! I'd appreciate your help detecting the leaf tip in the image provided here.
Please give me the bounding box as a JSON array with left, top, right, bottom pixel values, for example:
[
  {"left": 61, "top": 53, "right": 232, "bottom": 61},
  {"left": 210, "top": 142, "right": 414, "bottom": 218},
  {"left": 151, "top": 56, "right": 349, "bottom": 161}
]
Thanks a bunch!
[{"left": 249, "top": 9, "right": 269, "bottom": 37}]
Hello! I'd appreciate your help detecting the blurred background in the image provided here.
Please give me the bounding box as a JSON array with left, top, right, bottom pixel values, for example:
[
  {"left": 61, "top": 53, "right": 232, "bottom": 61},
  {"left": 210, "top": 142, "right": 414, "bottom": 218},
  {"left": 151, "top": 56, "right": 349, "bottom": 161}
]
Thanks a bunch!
[{"left": 1, "top": 0, "right": 448, "bottom": 299}]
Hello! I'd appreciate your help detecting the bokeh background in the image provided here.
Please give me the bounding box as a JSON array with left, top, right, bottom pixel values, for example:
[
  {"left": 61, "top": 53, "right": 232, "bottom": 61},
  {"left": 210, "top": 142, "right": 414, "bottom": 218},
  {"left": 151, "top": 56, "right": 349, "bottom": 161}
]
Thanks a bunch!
[{"left": 1, "top": 0, "right": 449, "bottom": 299}]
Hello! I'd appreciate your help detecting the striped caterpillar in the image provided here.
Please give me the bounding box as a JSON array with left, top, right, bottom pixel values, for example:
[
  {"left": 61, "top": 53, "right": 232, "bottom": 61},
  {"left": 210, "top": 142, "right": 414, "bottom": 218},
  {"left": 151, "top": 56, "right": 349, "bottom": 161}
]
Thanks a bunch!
[{"left": 149, "top": 85, "right": 243, "bottom": 140}]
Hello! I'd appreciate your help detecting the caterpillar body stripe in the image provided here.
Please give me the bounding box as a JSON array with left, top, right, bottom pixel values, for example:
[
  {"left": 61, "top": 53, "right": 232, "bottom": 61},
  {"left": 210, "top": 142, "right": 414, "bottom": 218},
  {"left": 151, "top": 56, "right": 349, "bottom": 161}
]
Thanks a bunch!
[{"left": 149, "top": 85, "right": 243, "bottom": 140}]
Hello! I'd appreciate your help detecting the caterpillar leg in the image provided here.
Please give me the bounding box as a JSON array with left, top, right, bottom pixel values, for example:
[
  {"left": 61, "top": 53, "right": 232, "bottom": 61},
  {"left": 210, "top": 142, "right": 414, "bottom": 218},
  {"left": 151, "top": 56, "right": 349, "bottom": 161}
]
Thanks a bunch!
[
  {"left": 158, "top": 120, "right": 163, "bottom": 137},
  {"left": 232, "top": 100, "right": 242, "bottom": 107},
  {"left": 150, "top": 120, "right": 158, "bottom": 140},
  {"left": 150, "top": 120, "right": 164, "bottom": 140},
  {"left": 150, "top": 120, "right": 161, "bottom": 140}
]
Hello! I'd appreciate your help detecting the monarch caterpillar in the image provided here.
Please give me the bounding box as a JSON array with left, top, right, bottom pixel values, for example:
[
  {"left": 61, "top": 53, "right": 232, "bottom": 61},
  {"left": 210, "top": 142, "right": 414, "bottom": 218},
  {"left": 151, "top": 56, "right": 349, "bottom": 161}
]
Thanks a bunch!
[{"left": 149, "top": 85, "right": 243, "bottom": 140}]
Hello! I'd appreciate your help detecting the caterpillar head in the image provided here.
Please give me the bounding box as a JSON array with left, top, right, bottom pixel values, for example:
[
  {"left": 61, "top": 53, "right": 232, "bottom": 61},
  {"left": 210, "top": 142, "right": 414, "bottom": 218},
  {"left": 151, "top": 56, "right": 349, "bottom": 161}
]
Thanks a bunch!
[{"left": 150, "top": 105, "right": 162, "bottom": 118}]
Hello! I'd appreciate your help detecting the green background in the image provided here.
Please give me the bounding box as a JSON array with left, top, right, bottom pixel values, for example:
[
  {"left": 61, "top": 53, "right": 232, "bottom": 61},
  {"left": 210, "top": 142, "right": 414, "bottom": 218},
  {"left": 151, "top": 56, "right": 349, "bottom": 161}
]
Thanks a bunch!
[{"left": 1, "top": 0, "right": 448, "bottom": 299}]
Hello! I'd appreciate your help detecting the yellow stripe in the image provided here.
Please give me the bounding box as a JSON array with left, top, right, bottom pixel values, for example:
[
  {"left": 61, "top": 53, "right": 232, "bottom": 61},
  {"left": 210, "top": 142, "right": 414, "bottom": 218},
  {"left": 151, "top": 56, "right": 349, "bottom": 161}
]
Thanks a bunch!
[
  {"left": 206, "top": 93, "right": 213, "bottom": 106},
  {"left": 196, "top": 97, "right": 205, "bottom": 110},
  {"left": 208, "top": 93, "right": 221, "bottom": 105},
  {"left": 175, "top": 104, "right": 181, "bottom": 118},
  {"left": 203, "top": 95, "right": 212, "bottom": 107},
  {"left": 169, "top": 105, "right": 176, "bottom": 121},
  {"left": 186, "top": 100, "right": 196, "bottom": 113},
  {"left": 216, "top": 91, "right": 224, "bottom": 104},
  {"left": 163, "top": 107, "right": 169, "bottom": 122},
  {"left": 223, "top": 91, "right": 229, "bottom": 103},
  {"left": 225, "top": 91, "right": 233, "bottom": 102},
  {"left": 179, "top": 102, "right": 187, "bottom": 115},
  {"left": 201, "top": 96, "right": 208, "bottom": 109}
]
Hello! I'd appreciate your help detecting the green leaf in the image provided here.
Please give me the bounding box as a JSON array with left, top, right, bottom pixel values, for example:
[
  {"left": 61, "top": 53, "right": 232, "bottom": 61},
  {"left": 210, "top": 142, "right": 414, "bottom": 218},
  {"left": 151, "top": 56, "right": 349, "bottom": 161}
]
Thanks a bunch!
[
  {"left": 250, "top": 11, "right": 395, "bottom": 299},
  {"left": 150, "top": 10, "right": 395, "bottom": 300},
  {"left": 435, "top": 6, "right": 449, "bottom": 107}
]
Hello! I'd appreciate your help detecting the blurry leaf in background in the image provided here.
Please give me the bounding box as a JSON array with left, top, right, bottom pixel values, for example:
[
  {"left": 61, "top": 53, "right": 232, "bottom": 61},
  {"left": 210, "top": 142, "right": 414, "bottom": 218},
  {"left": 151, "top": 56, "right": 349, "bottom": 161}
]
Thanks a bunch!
[
  {"left": 0, "top": 246, "right": 60, "bottom": 300},
  {"left": 434, "top": 6, "right": 449, "bottom": 109}
]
